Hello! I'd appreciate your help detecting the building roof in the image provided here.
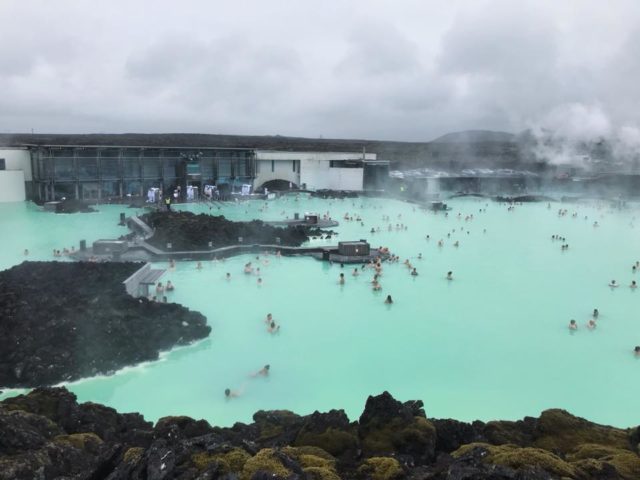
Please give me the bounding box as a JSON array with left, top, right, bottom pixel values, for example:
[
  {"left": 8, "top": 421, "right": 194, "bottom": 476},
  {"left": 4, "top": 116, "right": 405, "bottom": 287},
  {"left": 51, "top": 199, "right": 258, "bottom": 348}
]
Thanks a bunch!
[{"left": 0, "top": 133, "right": 373, "bottom": 152}]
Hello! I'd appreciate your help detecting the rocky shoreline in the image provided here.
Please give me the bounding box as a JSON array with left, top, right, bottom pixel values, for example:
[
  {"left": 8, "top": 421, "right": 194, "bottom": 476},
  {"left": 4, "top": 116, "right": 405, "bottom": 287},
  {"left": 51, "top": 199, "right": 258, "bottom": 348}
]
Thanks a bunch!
[
  {"left": 0, "top": 389, "right": 638, "bottom": 479},
  {"left": 140, "top": 211, "right": 333, "bottom": 251},
  {"left": 0, "top": 262, "right": 210, "bottom": 388}
]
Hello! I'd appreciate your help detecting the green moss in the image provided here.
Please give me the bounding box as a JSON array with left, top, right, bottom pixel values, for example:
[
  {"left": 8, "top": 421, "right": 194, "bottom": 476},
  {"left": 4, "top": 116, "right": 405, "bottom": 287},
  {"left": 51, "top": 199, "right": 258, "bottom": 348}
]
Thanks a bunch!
[
  {"left": 284, "top": 445, "right": 336, "bottom": 461},
  {"left": 191, "top": 452, "right": 220, "bottom": 471},
  {"left": 361, "top": 416, "right": 435, "bottom": 455},
  {"left": 258, "top": 423, "right": 284, "bottom": 440},
  {"left": 452, "top": 443, "right": 575, "bottom": 478},
  {"left": 295, "top": 427, "right": 359, "bottom": 456},
  {"left": 53, "top": 432, "right": 103, "bottom": 450},
  {"left": 241, "top": 448, "right": 292, "bottom": 480},
  {"left": 191, "top": 448, "right": 251, "bottom": 473},
  {"left": 303, "top": 466, "right": 342, "bottom": 480},
  {"left": 567, "top": 443, "right": 630, "bottom": 461},
  {"left": 218, "top": 448, "right": 252, "bottom": 473},
  {"left": 489, "top": 446, "right": 576, "bottom": 478},
  {"left": 3, "top": 391, "right": 61, "bottom": 420},
  {"left": 123, "top": 447, "right": 144, "bottom": 464},
  {"left": 601, "top": 452, "right": 640, "bottom": 479},
  {"left": 534, "top": 409, "right": 630, "bottom": 454},
  {"left": 451, "top": 442, "right": 491, "bottom": 458},
  {"left": 358, "top": 457, "right": 404, "bottom": 480}
]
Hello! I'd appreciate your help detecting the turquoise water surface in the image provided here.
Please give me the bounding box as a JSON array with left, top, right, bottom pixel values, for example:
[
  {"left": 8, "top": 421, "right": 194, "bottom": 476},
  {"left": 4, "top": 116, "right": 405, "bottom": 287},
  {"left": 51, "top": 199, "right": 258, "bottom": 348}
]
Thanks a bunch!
[{"left": 1, "top": 195, "right": 639, "bottom": 428}]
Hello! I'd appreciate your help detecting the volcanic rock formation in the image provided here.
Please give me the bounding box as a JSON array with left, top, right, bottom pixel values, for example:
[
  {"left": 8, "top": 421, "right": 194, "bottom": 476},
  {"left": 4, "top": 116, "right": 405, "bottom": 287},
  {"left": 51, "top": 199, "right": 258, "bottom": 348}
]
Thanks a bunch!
[
  {"left": 0, "top": 262, "right": 210, "bottom": 388},
  {"left": 140, "top": 211, "right": 332, "bottom": 251},
  {"left": 0, "top": 389, "right": 638, "bottom": 479}
]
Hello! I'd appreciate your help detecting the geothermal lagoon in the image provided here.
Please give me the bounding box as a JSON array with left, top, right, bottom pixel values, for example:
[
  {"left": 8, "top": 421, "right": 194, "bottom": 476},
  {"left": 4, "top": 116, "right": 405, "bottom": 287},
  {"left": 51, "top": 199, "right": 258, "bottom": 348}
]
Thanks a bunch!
[{"left": 1, "top": 195, "right": 639, "bottom": 428}]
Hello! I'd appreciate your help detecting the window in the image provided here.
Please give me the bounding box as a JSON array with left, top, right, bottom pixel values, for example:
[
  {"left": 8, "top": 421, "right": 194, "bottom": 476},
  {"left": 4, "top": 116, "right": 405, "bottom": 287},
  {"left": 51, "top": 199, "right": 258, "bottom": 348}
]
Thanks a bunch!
[
  {"left": 122, "top": 151, "right": 141, "bottom": 178},
  {"left": 330, "top": 160, "right": 362, "bottom": 168},
  {"left": 271, "top": 160, "right": 275, "bottom": 172},
  {"left": 54, "top": 157, "right": 75, "bottom": 180},
  {"left": 0, "top": 158, "right": 5, "bottom": 170},
  {"left": 100, "top": 157, "right": 120, "bottom": 179},
  {"left": 218, "top": 157, "right": 231, "bottom": 177}
]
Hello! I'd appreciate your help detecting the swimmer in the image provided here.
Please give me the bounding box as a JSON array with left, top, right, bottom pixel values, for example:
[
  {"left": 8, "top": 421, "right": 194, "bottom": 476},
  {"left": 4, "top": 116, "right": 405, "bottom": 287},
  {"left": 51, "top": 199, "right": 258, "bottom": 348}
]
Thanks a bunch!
[
  {"left": 268, "top": 321, "right": 280, "bottom": 333},
  {"left": 609, "top": 280, "right": 619, "bottom": 288},
  {"left": 632, "top": 280, "right": 637, "bottom": 289},
  {"left": 169, "top": 259, "right": 176, "bottom": 269},
  {"left": 372, "top": 280, "right": 382, "bottom": 291},
  {"left": 166, "top": 281, "right": 174, "bottom": 291},
  {"left": 196, "top": 261, "right": 203, "bottom": 270},
  {"left": 447, "top": 271, "right": 453, "bottom": 280},
  {"left": 155, "top": 282, "right": 164, "bottom": 294},
  {"left": 587, "top": 319, "right": 597, "bottom": 330},
  {"left": 162, "top": 296, "right": 167, "bottom": 303},
  {"left": 418, "top": 253, "right": 422, "bottom": 260},
  {"left": 569, "top": 319, "right": 577, "bottom": 330},
  {"left": 635, "top": 346, "right": 640, "bottom": 357},
  {"left": 352, "top": 268, "right": 359, "bottom": 276},
  {"left": 338, "top": 273, "right": 345, "bottom": 285},
  {"left": 384, "top": 295, "right": 393, "bottom": 304},
  {"left": 411, "top": 268, "right": 418, "bottom": 276},
  {"left": 593, "top": 308, "right": 599, "bottom": 319},
  {"left": 251, "top": 364, "right": 270, "bottom": 377},
  {"left": 23, "top": 249, "right": 29, "bottom": 256},
  {"left": 265, "top": 313, "right": 273, "bottom": 324},
  {"left": 224, "top": 388, "right": 240, "bottom": 399},
  {"left": 257, "top": 277, "right": 263, "bottom": 286}
]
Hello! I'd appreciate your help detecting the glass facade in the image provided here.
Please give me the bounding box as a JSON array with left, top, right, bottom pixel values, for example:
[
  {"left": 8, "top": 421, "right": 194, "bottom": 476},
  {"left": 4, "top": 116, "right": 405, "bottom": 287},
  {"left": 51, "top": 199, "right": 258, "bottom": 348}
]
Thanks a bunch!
[{"left": 29, "top": 146, "right": 256, "bottom": 202}]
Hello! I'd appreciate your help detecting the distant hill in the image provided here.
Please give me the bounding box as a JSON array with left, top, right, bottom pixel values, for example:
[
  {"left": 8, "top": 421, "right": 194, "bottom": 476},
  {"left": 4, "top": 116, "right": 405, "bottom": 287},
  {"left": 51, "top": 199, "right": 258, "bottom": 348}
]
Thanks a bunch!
[{"left": 431, "top": 130, "right": 516, "bottom": 144}]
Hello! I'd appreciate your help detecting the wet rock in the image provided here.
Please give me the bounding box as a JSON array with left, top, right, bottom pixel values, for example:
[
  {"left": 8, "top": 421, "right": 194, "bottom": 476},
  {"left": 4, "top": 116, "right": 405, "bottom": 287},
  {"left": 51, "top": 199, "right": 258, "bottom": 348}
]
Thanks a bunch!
[{"left": 0, "top": 261, "right": 210, "bottom": 388}]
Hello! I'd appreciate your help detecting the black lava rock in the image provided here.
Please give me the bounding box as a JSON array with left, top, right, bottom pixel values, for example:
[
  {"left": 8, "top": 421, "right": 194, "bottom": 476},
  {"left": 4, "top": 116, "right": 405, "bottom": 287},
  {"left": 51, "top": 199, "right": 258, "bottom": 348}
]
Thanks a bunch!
[
  {"left": 0, "top": 261, "right": 210, "bottom": 388},
  {"left": 140, "top": 211, "right": 332, "bottom": 251}
]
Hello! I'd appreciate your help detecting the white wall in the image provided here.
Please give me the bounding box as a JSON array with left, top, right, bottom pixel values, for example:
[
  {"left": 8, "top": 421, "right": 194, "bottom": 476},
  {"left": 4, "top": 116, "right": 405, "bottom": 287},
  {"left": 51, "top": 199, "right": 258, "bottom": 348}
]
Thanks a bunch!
[
  {"left": 0, "top": 148, "right": 31, "bottom": 181},
  {"left": 254, "top": 151, "right": 375, "bottom": 191},
  {"left": 0, "top": 170, "right": 26, "bottom": 202},
  {"left": 254, "top": 159, "right": 300, "bottom": 189},
  {"left": 300, "top": 161, "right": 364, "bottom": 190}
]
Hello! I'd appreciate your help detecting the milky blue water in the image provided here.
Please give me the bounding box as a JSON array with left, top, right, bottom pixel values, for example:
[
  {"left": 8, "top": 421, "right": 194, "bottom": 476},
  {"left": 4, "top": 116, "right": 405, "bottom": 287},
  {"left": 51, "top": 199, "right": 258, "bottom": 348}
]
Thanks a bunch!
[{"left": 1, "top": 195, "right": 639, "bottom": 428}]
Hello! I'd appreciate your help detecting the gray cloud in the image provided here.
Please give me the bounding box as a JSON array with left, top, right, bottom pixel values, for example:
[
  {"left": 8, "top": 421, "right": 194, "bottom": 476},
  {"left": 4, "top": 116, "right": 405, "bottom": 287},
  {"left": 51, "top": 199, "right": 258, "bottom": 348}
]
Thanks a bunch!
[{"left": 0, "top": 0, "right": 639, "bottom": 143}]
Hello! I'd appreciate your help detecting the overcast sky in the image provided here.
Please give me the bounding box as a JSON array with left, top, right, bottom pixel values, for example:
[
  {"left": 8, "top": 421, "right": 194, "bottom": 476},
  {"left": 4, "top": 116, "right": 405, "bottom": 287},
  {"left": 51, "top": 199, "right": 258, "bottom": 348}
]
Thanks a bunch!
[{"left": 1, "top": 0, "right": 639, "bottom": 142}]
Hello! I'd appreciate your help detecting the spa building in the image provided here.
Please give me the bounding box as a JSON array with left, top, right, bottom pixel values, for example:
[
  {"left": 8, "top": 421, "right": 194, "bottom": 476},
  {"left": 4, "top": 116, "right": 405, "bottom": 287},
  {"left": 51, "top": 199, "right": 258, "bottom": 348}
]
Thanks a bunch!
[{"left": 0, "top": 134, "right": 389, "bottom": 203}]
